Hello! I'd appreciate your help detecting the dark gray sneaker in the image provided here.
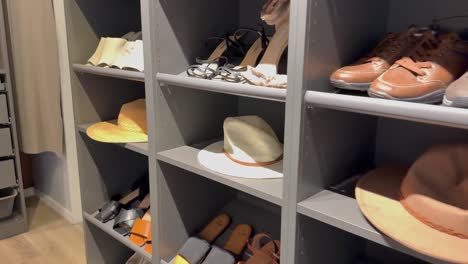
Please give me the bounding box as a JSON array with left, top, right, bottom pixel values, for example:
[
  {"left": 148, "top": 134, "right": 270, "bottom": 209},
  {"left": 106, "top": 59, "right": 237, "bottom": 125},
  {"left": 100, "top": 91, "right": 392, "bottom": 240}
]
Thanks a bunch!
[{"left": 444, "top": 71, "right": 468, "bottom": 107}]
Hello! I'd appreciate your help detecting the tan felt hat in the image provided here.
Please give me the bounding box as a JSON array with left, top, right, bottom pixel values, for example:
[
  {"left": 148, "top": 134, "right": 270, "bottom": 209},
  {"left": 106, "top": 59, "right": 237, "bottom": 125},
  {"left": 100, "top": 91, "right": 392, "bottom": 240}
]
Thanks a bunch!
[
  {"left": 198, "top": 115, "right": 283, "bottom": 179},
  {"left": 86, "top": 99, "right": 147, "bottom": 143},
  {"left": 356, "top": 144, "right": 468, "bottom": 264}
]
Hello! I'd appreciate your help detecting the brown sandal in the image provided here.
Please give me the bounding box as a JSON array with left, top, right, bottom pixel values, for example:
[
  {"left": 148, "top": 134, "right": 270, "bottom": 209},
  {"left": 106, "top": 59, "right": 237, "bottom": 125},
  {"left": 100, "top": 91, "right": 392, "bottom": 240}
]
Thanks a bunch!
[
  {"left": 240, "top": 234, "right": 280, "bottom": 264},
  {"left": 174, "top": 214, "right": 231, "bottom": 264},
  {"left": 201, "top": 224, "right": 253, "bottom": 264},
  {"left": 198, "top": 213, "right": 231, "bottom": 243},
  {"left": 144, "top": 230, "right": 152, "bottom": 254},
  {"left": 129, "top": 211, "right": 152, "bottom": 248}
]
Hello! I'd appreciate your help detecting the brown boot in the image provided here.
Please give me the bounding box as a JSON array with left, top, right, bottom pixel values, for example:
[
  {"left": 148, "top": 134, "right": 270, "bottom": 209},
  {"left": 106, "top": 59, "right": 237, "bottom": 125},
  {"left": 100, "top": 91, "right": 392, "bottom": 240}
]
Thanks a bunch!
[
  {"left": 369, "top": 33, "right": 468, "bottom": 103},
  {"left": 330, "top": 27, "right": 422, "bottom": 91}
]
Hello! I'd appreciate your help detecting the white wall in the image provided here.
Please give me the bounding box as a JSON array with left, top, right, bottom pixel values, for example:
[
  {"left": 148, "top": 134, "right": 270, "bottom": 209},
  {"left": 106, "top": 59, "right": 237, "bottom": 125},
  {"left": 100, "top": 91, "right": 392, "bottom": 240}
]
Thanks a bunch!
[{"left": 32, "top": 153, "right": 74, "bottom": 220}]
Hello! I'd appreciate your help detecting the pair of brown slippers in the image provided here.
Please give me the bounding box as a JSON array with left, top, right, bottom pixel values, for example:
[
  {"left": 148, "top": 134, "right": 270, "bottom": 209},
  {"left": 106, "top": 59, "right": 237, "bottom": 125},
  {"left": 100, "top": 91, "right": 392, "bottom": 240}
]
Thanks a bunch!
[{"left": 175, "top": 214, "right": 280, "bottom": 264}]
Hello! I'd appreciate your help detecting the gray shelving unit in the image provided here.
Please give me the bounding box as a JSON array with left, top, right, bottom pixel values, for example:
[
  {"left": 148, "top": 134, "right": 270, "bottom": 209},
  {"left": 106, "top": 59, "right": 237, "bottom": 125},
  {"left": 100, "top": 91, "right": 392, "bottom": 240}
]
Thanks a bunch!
[
  {"left": 0, "top": 0, "right": 27, "bottom": 239},
  {"left": 64, "top": 0, "right": 148, "bottom": 262},
  {"left": 65, "top": 0, "right": 467, "bottom": 263}
]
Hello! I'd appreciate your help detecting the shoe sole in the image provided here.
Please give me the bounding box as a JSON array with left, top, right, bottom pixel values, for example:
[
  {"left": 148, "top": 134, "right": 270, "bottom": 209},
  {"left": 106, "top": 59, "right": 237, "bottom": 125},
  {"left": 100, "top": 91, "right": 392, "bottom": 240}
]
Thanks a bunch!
[
  {"left": 368, "top": 88, "right": 445, "bottom": 104},
  {"left": 330, "top": 79, "right": 371, "bottom": 91},
  {"left": 443, "top": 96, "right": 468, "bottom": 108}
]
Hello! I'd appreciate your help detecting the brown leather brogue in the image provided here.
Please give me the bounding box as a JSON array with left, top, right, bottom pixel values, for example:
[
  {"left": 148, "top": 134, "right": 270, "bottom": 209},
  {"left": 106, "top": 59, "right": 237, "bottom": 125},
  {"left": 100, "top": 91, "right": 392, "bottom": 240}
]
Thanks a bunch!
[
  {"left": 369, "top": 33, "right": 468, "bottom": 103},
  {"left": 330, "top": 27, "right": 421, "bottom": 91}
]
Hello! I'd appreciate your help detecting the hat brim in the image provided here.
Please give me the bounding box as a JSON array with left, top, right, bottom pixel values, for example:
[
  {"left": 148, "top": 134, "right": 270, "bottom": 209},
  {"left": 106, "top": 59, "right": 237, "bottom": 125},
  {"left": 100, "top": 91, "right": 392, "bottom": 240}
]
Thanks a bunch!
[
  {"left": 197, "top": 141, "right": 283, "bottom": 179},
  {"left": 86, "top": 120, "right": 148, "bottom": 143},
  {"left": 355, "top": 167, "right": 468, "bottom": 264}
]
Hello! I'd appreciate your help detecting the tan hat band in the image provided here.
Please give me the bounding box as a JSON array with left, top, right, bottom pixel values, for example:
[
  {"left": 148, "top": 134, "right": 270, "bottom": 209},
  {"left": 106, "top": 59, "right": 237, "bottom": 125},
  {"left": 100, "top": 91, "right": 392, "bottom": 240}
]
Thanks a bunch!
[
  {"left": 399, "top": 194, "right": 468, "bottom": 239},
  {"left": 223, "top": 150, "right": 283, "bottom": 167}
]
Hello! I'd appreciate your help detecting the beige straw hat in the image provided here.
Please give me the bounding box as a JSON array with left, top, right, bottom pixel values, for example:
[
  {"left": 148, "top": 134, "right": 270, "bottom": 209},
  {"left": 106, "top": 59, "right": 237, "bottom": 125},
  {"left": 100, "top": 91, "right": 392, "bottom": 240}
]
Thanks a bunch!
[
  {"left": 86, "top": 99, "right": 147, "bottom": 143},
  {"left": 198, "top": 116, "right": 283, "bottom": 179},
  {"left": 356, "top": 144, "right": 468, "bottom": 264}
]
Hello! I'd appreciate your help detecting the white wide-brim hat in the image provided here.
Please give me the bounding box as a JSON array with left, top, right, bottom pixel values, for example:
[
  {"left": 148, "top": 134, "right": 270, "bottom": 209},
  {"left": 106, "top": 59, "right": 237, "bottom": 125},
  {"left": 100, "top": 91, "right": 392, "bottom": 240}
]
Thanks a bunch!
[{"left": 198, "top": 116, "right": 283, "bottom": 179}]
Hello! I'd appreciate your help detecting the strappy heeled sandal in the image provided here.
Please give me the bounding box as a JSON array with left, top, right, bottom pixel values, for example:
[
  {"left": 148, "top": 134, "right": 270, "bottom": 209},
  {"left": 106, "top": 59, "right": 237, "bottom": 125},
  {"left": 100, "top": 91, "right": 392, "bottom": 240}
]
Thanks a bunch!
[
  {"left": 187, "top": 33, "right": 246, "bottom": 79},
  {"left": 217, "top": 27, "right": 270, "bottom": 83},
  {"left": 95, "top": 178, "right": 148, "bottom": 223},
  {"left": 113, "top": 193, "right": 150, "bottom": 236},
  {"left": 187, "top": 56, "right": 229, "bottom": 79},
  {"left": 242, "top": 1, "right": 290, "bottom": 88},
  {"left": 239, "top": 234, "right": 280, "bottom": 264}
]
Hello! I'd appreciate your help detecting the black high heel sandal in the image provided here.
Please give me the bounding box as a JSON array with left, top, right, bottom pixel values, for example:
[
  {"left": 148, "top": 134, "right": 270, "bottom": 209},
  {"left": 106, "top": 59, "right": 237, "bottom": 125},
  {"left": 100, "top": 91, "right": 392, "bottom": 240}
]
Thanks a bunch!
[
  {"left": 217, "top": 27, "right": 270, "bottom": 83},
  {"left": 187, "top": 32, "right": 246, "bottom": 79},
  {"left": 95, "top": 177, "right": 149, "bottom": 223}
]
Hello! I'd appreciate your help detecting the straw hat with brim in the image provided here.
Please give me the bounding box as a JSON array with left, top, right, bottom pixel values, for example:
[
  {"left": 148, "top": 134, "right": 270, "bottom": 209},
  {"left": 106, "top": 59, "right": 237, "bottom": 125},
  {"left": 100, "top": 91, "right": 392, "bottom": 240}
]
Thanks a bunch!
[
  {"left": 198, "top": 115, "right": 283, "bottom": 179},
  {"left": 86, "top": 99, "right": 147, "bottom": 143},
  {"left": 356, "top": 144, "right": 468, "bottom": 264}
]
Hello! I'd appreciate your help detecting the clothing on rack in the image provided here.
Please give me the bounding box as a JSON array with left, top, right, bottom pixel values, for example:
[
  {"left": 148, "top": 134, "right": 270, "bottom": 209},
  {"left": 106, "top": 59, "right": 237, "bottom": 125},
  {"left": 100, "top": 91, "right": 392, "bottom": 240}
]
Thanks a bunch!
[{"left": 6, "top": 0, "right": 63, "bottom": 155}]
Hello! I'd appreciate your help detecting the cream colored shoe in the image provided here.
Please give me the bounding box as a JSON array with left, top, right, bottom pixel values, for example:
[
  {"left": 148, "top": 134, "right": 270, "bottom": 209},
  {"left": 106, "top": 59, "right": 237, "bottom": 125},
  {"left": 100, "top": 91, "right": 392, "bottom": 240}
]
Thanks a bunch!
[
  {"left": 112, "top": 40, "right": 144, "bottom": 72},
  {"left": 96, "top": 38, "right": 127, "bottom": 67},
  {"left": 87, "top": 37, "right": 107, "bottom": 66}
]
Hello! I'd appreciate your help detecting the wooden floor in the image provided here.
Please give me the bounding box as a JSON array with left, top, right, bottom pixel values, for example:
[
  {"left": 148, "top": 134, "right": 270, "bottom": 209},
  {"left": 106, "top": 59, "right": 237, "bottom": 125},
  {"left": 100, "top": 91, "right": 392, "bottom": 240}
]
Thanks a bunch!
[{"left": 0, "top": 197, "right": 86, "bottom": 264}]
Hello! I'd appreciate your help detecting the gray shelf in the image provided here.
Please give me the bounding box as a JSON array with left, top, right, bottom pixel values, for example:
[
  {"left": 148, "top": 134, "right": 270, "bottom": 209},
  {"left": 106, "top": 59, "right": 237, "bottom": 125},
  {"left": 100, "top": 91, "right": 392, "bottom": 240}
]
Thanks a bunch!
[
  {"left": 0, "top": 212, "right": 26, "bottom": 240},
  {"left": 156, "top": 145, "right": 283, "bottom": 206},
  {"left": 83, "top": 211, "right": 152, "bottom": 261},
  {"left": 297, "top": 190, "right": 450, "bottom": 264},
  {"left": 305, "top": 91, "right": 468, "bottom": 130},
  {"left": 73, "top": 64, "right": 145, "bottom": 82},
  {"left": 157, "top": 72, "right": 287, "bottom": 102},
  {"left": 78, "top": 123, "right": 148, "bottom": 156},
  {"left": 0, "top": 0, "right": 27, "bottom": 239}
]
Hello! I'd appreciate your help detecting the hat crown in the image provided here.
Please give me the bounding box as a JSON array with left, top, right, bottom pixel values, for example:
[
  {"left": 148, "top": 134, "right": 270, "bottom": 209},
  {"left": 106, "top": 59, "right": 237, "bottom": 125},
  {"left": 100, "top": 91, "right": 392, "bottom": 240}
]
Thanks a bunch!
[
  {"left": 223, "top": 116, "right": 283, "bottom": 164},
  {"left": 117, "top": 99, "right": 147, "bottom": 134},
  {"left": 401, "top": 144, "right": 468, "bottom": 238}
]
